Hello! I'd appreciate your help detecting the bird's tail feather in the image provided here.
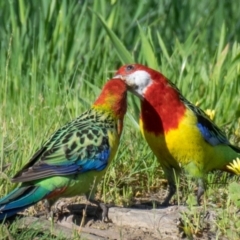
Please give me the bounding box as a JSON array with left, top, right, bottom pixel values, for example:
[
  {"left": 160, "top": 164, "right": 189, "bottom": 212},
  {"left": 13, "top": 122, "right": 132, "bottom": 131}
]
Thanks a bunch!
[{"left": 0, "top": 185, "right": 49, "bottom": 220}]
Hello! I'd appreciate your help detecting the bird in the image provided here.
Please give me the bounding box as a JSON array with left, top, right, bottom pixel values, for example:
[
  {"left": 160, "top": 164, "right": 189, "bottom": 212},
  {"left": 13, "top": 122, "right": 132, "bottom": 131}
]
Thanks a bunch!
[
  {"left": 115, "top": 63, "right": 240, "bottom": 205},
  {"left": 0, "top": 78, "right": 127, "bottom": 221}
]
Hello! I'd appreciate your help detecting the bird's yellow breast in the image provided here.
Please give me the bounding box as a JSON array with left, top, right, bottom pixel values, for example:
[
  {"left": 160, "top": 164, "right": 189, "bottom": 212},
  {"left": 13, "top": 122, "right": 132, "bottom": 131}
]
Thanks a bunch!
[{"left": 140, "top": 109, "right": 235, "bottom": 173}]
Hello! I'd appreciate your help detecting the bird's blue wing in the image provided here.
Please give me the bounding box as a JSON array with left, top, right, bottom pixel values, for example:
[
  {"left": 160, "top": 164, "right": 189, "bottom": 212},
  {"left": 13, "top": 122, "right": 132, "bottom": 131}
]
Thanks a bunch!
[
  {"left": 195, "top": 112, "right": 240, "bottom": 153},
  {"left": 181, "top": 97, "right": 230, "bottom": 146},
  {"left": 12, "top": 110, "right": 113, "bottom": 182},
  {"left": 196, "top": 116, "right": 229, "bottom": 146},
  {"left": 168, "top": 81, "right": 240, "bottom": 151}
]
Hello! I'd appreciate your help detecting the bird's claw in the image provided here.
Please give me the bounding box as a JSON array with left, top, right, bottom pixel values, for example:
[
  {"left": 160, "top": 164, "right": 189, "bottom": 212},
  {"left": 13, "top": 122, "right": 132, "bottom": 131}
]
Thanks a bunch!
[
  {"left": 99, "top": 202, "right": 110, "bottom": 222},
  {"left": 161, "top": 183, "right": 176, "bottom": 206},
  {"left": 89, "top": 199, "right": 111, "bottom": 222}
]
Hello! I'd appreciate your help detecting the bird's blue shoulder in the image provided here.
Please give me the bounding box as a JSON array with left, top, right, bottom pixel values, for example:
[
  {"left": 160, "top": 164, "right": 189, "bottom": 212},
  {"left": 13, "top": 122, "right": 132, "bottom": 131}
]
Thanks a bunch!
[{"left": 182, "top": 97, "right": 229, "bottom": 146}]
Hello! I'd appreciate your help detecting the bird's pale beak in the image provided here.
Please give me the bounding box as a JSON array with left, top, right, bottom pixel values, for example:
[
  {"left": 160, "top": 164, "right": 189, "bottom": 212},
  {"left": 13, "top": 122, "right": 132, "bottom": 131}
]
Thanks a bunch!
[
  {"left": 113, "top": 75, "right": 135, "bottom": 92},
  {"left": 113, "top": 74, "right": 125, "bottom": 81},
  {"left": 115, "top": 74, "right": 133, "bottom": 85}
]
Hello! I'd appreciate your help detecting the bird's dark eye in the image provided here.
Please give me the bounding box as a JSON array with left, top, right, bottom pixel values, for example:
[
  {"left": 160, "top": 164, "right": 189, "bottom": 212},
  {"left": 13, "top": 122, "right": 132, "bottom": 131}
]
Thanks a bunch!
[{"left": 126, "top": 65, "right": 134, "bottom": 72}]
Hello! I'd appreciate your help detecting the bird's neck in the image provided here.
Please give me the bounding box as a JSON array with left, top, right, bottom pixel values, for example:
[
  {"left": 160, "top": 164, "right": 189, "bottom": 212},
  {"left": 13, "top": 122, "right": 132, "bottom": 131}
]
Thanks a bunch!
[
  {"left": 93, "top": 93, "right": 127, "bottom": 136},
  {"left": 92, "top": 79, "right": 127, "bottom": 122},
  {"left": 140, "top": 82, "right": 186, "bottom": 135},
  {"left": 92, "top": 105, "right": 125, "bottom": 136},
  {"left": 93, "top": 95, "right": 127, "bottom": 119}
]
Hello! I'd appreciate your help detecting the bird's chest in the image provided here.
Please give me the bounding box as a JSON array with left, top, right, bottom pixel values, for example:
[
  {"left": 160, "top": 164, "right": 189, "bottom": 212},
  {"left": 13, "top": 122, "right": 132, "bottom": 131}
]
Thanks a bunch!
[{"left": 140, "top": 114, "right": 206, "bottom": 167}]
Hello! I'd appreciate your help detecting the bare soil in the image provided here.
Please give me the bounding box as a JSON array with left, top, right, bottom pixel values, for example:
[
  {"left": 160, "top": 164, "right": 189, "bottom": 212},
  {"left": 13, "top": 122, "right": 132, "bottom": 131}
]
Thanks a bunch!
[{"left": 10, "top": 196, "right": 226, "bottom": 240}]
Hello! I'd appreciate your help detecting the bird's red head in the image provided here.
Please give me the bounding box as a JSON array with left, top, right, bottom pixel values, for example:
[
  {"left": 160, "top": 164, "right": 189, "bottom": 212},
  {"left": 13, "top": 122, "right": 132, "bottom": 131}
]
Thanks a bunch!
[
  {"left": 115, "top": 64, "right": 186, "bottom": 133},
  {"left": 114, "top": 64, "right": 168, "bottom": 99},
  {"left": 93, "top": 78, "right": 127, "bottom": 119}
]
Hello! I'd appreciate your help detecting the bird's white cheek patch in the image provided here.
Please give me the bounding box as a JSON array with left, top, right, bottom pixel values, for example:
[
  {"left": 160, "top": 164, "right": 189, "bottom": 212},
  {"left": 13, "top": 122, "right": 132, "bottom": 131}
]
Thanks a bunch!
[{"left": 125, "top": 70, "right": 152, "bottom": 96}]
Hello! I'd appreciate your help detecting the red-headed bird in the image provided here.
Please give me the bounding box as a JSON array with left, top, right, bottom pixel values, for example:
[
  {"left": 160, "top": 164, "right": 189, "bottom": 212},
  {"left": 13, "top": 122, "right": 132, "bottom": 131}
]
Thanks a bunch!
[
  {"left": 115, "top": 64, "right": 240, "bottom": 205},
  {"left": 0, "top": 78, "right": 127, "bottom": 221}
]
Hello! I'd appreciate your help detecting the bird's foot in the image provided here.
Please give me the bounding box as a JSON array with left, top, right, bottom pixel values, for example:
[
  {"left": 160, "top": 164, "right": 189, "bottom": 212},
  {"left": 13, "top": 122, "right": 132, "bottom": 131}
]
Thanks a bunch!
[
  {"left": 88, "top": 199, "right": 111, "bottom": 222},
  {"left": 98, "top": 202, "right": 110, "bottom": 222},
  {"left": 138, "top": 184, "right": 175, "bottom": 208},
  {"left": 44, "top": 199, "right": 67, "bottom": 222},
  {"left": 160, "top": 200, "right": 171, "bottom": 207},
  {"left": 161, "top": 183, "right": 176, "bottom": 206},
  {"left": 54, "top": 200, "right": 69, "bottom": 221}
]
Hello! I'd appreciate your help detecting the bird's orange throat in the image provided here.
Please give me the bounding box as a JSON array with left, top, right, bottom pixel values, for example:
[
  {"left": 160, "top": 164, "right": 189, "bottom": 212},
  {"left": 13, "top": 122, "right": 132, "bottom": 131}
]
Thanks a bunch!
[
  {"left": 93, "top": 79, "right": 127, "bottom": 119},
  {"left": 140, "top": 82, "right": 186, "bottom": 135},
  {"left": 94, "top": 94, "right": 127, "bottom": 119}
]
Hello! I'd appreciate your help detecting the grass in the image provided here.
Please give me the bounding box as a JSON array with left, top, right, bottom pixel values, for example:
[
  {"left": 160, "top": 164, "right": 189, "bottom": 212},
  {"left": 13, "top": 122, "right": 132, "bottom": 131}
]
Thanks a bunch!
[{"left": 0, "top": 0, "right": 240, "bottom": 239}]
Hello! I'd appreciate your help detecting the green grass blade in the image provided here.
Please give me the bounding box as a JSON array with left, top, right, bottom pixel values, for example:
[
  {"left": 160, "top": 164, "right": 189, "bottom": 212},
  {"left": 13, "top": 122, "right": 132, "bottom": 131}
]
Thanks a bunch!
[
  {"left": 138, "top": 24, "right": 158, "bottom": 69},
  {"left": 93, "top": 10, "right": 134, "bottom": 64}
]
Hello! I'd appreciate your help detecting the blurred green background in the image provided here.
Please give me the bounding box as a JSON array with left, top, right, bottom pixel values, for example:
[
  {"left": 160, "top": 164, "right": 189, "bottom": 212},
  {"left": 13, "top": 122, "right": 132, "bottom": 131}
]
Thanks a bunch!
[{"left": 0, "top": 0, "right": 240, "bottom": 210}]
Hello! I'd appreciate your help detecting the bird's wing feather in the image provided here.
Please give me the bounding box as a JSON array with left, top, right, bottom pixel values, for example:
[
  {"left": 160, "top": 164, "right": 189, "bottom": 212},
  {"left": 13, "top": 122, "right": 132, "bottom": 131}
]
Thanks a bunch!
[
  {"left": 181, "top": 96, "right": 230, "bottom": 146},
  {"left": 12, "top": 109, "right": 113, "bottom": 182},
  {"left": 168, "top": 81, "right": 240, "bottom": 152}
]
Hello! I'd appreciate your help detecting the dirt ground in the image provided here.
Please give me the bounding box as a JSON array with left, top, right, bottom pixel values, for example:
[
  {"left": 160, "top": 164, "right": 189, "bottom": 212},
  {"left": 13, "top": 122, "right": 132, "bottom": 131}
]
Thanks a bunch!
[{"left": 10, "top": 195, "right": 226, "bottom": 240}]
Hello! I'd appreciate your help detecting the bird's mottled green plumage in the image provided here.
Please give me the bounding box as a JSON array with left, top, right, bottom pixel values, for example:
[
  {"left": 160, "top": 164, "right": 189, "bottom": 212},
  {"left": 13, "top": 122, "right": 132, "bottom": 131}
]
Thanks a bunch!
[
  {"left": 0, "top": 78, "right": 127, "bottom": 220},
  {"left": 12, "top": 108, "right": 116, "bottom": 182}
]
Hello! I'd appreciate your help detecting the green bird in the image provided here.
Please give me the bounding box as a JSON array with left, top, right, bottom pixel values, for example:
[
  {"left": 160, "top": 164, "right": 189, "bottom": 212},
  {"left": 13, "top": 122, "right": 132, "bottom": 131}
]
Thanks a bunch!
[{"left": 0, "top": 78, "right": 127, "bottom": 221}]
